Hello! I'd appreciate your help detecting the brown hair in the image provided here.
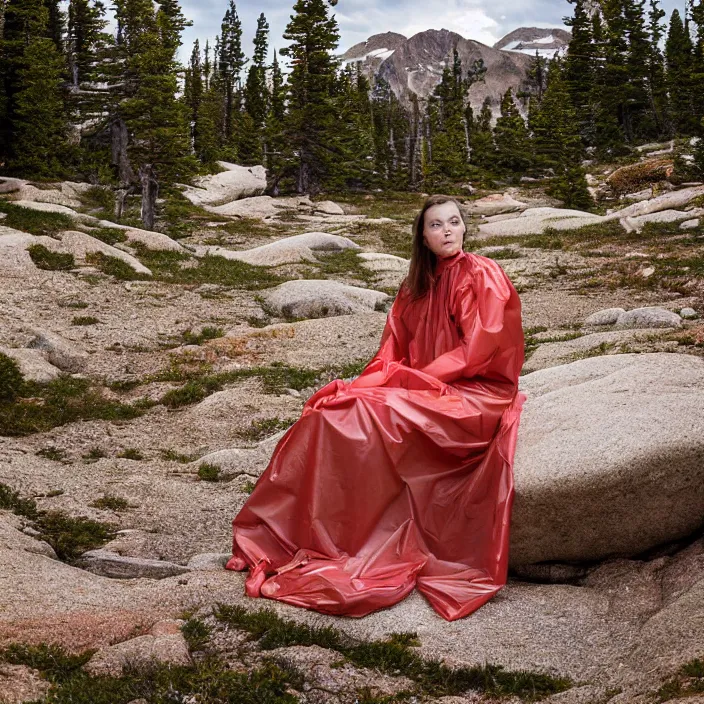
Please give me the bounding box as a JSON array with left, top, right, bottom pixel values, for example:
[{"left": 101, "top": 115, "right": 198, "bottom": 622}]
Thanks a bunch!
[{"left": 404, "top": 194, "right": 466, "bottom": 299}]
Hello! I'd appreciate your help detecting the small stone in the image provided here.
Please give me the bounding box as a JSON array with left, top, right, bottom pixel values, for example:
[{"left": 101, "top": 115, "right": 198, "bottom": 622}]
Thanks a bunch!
[
  {"left": 77, "top": 549, "right": 191, "bottom": 579},
  {"left": 680, "top": 218, "right": 700, "bottom": 230},
  {"left": 83, "top": 633, "right": 191, "bottom": 677},
  {"left": 186, "top": 552, "right": 230, "bottom": 570},
  {"left": 28, "top": 329, "right": 89, "bottom": 372},
  {"left": 680, "top": 307, "right": 698, "bottom": 319},
  {"left": 0, "top": 346, "right": 61, "bottom": 383},
  {"left": 641, "top": 267, "right": 655, "bottom": 278},
  {"left": 584, "top": 308, "right": 626, "bottom": 326},
  {"left": 615, "top": 307, "right": 682, "bottom": 329}
]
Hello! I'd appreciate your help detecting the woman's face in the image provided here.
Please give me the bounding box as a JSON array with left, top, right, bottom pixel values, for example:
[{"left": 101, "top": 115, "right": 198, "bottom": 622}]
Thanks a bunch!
[{"left": 422, "top": 202, "right": 466, "bottom": 258}]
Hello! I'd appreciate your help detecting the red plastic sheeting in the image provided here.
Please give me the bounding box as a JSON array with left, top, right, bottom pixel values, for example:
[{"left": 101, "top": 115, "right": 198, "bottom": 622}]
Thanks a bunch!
[{"left": 226, "top": 251, "right": 525, "bottom": 621}]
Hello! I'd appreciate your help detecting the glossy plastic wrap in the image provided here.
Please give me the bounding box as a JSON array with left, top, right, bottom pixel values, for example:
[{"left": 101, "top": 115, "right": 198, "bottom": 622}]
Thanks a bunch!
[{"left": 226, "top": 251, "right": 525, "bottom": 621}]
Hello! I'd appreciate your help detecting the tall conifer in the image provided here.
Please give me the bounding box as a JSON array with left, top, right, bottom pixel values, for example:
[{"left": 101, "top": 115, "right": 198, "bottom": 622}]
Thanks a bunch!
[{"left": 279, "top": 0, "right": 340, "bottom": 193}]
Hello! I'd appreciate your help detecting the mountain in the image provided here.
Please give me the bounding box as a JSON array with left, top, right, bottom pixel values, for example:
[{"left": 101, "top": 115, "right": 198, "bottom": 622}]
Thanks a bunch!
[
  {"left": 339, "top": 32, "right": 408, "bottom": 72},
  {"left": 494, "top": 27, "right": 571, "bottom": 58},
  {"left": 375, "top": 29, "right": 533, "bottom": 117}
]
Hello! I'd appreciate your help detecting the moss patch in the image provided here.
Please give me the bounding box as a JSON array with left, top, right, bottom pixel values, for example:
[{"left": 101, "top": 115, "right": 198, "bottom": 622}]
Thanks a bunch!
[
  {"left": 133, "top": 246, "right": 284, "bottom": 290},
  {"left": 27, "top": 244, "right": 76, "bottom": 271},
  {"left": 655, "top": 657, "right": 704, "bottom": 702},
  {"left": 214, "top": 605, "right": 572, "bottom": 700},
  {"left": 0, "top": 200, "right": 75, "bottom": 236},
  {"left": 237, "top": 417, "right": 295, "bottom": 443},
  {"left": 0, "top": 642, "right": 304, "bottom": 704},
  {"left": 0, "top": 482, "right": 115, "bottom": 561},
  {"left": 0, "top": 375, "right": 149, "bottom": 436}
]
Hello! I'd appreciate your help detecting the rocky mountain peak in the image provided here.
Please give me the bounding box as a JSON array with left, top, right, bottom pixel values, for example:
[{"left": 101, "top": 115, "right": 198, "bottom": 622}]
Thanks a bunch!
[
  {"left": 339, "top": 31, "right": 407, "bottom": 67},
  {"left": 494, "top": 26, "right": 571, "bottom": 58}
]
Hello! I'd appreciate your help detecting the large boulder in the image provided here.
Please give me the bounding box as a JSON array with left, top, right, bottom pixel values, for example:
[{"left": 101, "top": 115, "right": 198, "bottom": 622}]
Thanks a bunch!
[
  {"left": 615, "top": 306, "right": 682, "bottom": 329},
  {"left": 0, "top": 346, "right": 61, "bottom": 383},
  {"left": 55, "top": 230, "right": 151, "bottom": 275},
  {"left": 604, "top": 184, "right": 704, "bottom": 221},
  {"left": 180, "top": 163, "right": 267, "bottom": 206},
  {"left": 197, "top": 232, "right": 360, "bottom": 266},
  {"left": 511, "top": 353, "right": 704, "bottom": 565},
  {"left": 621, "top": 208, "right": 704, "bottom": 233},
  {"left": 205, "top": 194, "right": 310, "bottom": 218},
  {"left": 261, "top": 280, "right": 391, "bottom": 319},
  {"left": 0, "top": 229, "right": 60, "bottom": 277},
  {"left": 465, "top": 193, "right": 527, "bottom": 217},
  {"left": 27, "top": 329, "right": 89, "bottom": 372},
  {"left": 9, "top": 200, "right": 96, "bottom": 223},
  {"left": 605, "top": 157, "right": 674, "bottom": 194},
  {"left": 15, "top": 184, "right": 82, "bottom": 209},
  {"left": 478, "top": 207, "right": 604, "bottom": 237}
]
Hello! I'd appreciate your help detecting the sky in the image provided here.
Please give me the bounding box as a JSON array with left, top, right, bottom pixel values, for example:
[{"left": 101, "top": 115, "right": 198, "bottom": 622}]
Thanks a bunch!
[{"left": 176, "top": 0, "right": 688, "bottom": 65}]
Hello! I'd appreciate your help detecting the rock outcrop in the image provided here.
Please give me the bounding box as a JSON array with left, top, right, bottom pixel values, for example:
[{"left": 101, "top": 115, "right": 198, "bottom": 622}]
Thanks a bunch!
[{"left": 512, "top": 353, "right": 704, "bottom": 565}]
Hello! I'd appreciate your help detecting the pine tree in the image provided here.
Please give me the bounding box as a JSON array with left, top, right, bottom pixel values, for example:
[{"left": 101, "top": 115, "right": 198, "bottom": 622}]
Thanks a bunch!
[
  {"left": 564, "top": 0, "right": 595, "bottom": 140},
  {"left": 471, "top": 97, "right": 495, "bottom": 170},
  {"left": 599, "top": 0, "right": 630, "bottom": 147},
  {"left": 217, "top": 0, "right": 247, "bottom": 152},
  {"left": 646, "top": 0, "right": 669, "bottom": 135},
  {"left": 184, "top": 39, "right": 203, "bottom": 147},
  {"left": 67, "top": 0, "right": 108, "bottom": 87},
  {"left": 532, "top": 59, "right": 593, "bottom": 210},
  {"left": 690, "top": 0, "right": 704, "bottom": 123},
  {"left": 264, "top": 48, "right": 287, "bottom": 184},
  {"left": 493, "top": 88, "right": 531, "bottom": 175},
  {"left": 279, "top": 0, "right": 340, "bottom": 193},
  {"left": 526, "top": 51, "right": 549, "bottom": 103},
  {"left": 590, "top": 11, "right": 628, "bottom": 155},
  {"left": 623, "top": 0, "right": 655, "bottom": 140},
  {"left": 369, "top": 75, "right": 411, "bottom": 189},
  {"left": 0, "top": 0, "right": 57, "bottom": 164},
  {"left": 241, "top": 12, "right": 269, "bottom": 165},
  {"left": 9, "top": 37, "right": 68, "bottom": 176},
  {"left": 692, "top": 119, "right": 704, "bottom": 176},
  {"left": 665, "top": 9, "right": 697, "bottom": 134},
  {"left": 113, "top": 0, "right": 196, "bottom": 225}
]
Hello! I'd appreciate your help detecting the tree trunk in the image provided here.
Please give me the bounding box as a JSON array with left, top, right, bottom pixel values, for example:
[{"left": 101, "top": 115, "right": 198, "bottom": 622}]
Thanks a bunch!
[
  {"left": 139, "top": 164, "right": 158, "bottom": 230},
  {"left": 110, "top": 117, "right": 136, "bottom": 185}
]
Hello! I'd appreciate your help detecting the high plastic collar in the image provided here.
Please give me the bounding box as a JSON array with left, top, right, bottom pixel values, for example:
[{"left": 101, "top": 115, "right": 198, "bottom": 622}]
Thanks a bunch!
[{"left": 434, "top": 249, "right": 464, "bottom": 276}]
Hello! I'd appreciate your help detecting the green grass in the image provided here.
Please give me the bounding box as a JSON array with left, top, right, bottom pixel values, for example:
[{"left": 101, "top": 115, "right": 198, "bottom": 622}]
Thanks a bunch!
[
  {"left": 237, "top": 417, "right": 295, "bottom": 443},
  {"left": 132, "top": 246, "right": 285, "bottom": 290},
  {"left": 181, "top": 617, "right": 212, "bottom": 651},
  {"left": 315, "top": 249, "right": 375, "bottom": 282},
  {"left": 91, "top": 495, "right": 131, "bottom": 511},
  {"left": 0, "top": 200, "right": 75, "bottom": 236},
  {"left": 0, "top": 482, "right": 115, "bottom": 561},
  {"left": 117, "top": 447, "right": 143, "bottom": 460},
  {"left": 0, "top": 351, "right": 24, "bottom": 401},
  {"left": 0, "top": 642, "right": 304, "bottom": 704},
  {"left": 197, "top": 463, "right": 222, "bottom": 482},
  {"left": 36, "top": 446, "right": 68, "bottom": 461},
  {"left": 655, "top": 657, "right": 704, "bottom": 702},
  {"left": 0, "top": 375, "right": 149, "bottom": 436},
  {"left": 122, "top": 358, "right": 371, "bottom": 410},
  {"left": 86, "top": 251, "right": 147, "bottom": 281},
  {"left": 160, "top": 448, "right": 197, "bottom": 463},
  {"left": 72, "top": 315, "right": 100, "bottom": 325},
  {"left": 82, "top": 447, "right": 107, "bottom": 461},
  {"left": 214, "top": 605, "right": 572, "bottom": 700},
  {"left": 27, "top": 244, "right": 75, "bottom": 271},
  {"left": 87, "top": 226, "right": 127, "bottom": 246},
  {"left": 181, "top": 326, "right": 224, "bottom": 345},
  {"left": 81, "top": 185, "right": 116, "bottom": 212}
]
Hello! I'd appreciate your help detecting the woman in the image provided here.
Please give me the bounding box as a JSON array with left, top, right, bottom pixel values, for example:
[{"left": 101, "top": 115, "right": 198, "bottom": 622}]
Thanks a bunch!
[{"left": 226, "top": 195, "right": 525, "bottom": 621}]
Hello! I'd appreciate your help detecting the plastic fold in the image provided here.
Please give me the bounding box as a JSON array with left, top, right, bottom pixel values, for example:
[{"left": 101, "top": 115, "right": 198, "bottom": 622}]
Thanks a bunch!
[{"left": 226, "top": 251, "right": 525, "bottom": 621}]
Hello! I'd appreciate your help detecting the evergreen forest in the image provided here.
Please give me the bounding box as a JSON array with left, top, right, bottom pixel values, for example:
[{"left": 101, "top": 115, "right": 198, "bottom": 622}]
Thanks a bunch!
[{"left": 1, "top": 0, "right": 704, "bottom": 223}]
